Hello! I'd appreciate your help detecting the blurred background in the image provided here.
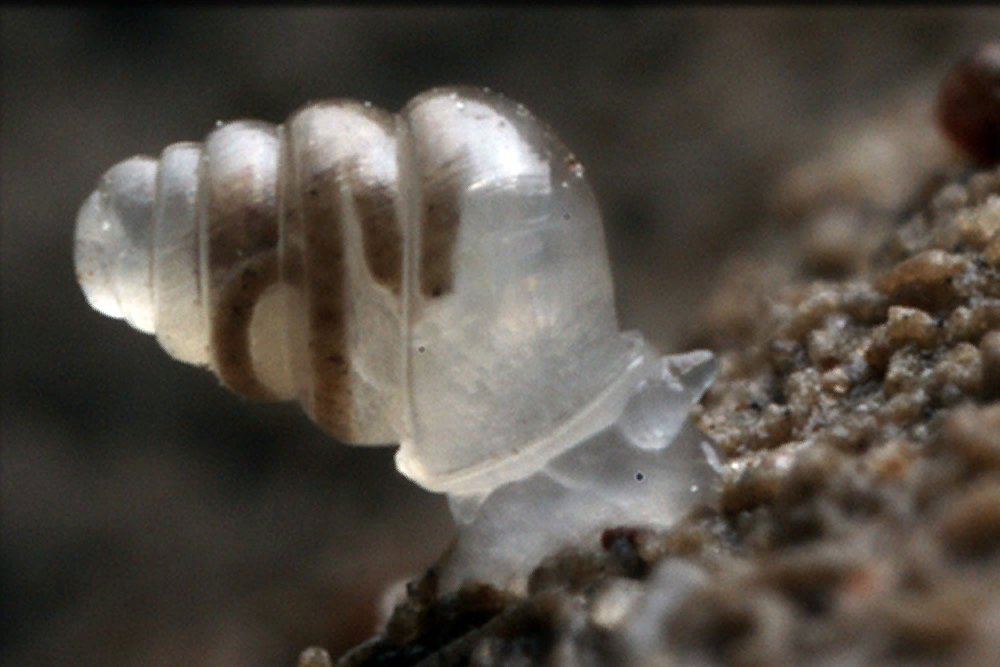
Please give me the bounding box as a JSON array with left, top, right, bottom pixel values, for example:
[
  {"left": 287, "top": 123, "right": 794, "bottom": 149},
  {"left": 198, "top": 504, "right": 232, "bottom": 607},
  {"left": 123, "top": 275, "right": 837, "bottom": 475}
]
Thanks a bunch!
[{"left": 3, "top": 8, "right": 999, "bottom": 667}]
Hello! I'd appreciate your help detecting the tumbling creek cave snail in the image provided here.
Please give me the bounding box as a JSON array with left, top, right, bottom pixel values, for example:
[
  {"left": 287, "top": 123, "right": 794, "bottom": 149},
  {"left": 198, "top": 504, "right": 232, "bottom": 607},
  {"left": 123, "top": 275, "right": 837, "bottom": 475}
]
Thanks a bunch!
[{"left": 75, "top": 86, "right": 720, "bottom": 587}]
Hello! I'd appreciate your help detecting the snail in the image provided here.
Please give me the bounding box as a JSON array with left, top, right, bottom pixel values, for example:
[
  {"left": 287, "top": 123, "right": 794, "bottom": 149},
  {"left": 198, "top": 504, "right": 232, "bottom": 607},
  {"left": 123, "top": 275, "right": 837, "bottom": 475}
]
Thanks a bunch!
[{"left": 75, "top": 86, "right": 719, "bottom": 587}]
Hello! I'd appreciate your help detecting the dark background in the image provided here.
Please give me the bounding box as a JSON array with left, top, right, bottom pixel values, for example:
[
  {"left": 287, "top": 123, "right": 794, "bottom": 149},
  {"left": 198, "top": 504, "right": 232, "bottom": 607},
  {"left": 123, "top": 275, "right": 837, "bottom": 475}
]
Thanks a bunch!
[{"left": 3, "top": 8, "right": 998, "bottom": 667}]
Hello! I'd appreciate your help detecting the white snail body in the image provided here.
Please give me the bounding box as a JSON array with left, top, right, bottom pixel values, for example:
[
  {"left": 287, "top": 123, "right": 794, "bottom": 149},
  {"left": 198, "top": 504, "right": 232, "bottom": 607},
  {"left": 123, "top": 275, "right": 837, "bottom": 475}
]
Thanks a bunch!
[{"left": 76, "top": 87, "right": 718, "bottom": 587}]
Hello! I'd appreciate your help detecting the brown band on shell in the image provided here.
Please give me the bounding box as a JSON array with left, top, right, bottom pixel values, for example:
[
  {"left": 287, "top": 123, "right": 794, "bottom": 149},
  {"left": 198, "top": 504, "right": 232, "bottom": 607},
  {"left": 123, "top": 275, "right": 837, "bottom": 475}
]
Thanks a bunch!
[
  {"left": 299, "top": 165, "right": 355, "bottom": 440},
  {"left": 202, "top": 123, "right": 280, "bottom": 274},
  {"left": 204, "top": 180, "right": 280, "bottom": 271},
  {"left": 339, "top": 107, "right": 405, "bottom": 295},
  {"left": 419, "top": 175, "right": 462, "bottom": 298},
  {"left": 200, "top": 122, "right": 281, "bottom": 397},
  {"left": 210, "top": 253, "right": 280, "bottom": 399},
  {"left": 347, "top": 166, "right": 403, "bottom": 294}
]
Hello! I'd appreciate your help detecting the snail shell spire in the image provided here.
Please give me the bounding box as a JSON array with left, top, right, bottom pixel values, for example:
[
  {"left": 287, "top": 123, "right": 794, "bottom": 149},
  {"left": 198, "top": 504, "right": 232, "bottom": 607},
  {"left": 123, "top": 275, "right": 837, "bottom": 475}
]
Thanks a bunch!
[{"left": 74, "top": 86, "right": 635, "bottom": 494}]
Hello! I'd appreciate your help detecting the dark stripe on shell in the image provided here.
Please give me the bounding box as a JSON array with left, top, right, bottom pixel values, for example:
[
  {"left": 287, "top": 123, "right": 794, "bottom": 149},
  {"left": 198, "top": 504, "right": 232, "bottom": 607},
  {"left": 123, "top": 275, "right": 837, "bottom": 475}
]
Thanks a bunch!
[
  {"left": 419, "top": 174, "right": 461, "bottom": 298},
  {"left": 210, "top": 253, "right": 280, "bottom": 399}
]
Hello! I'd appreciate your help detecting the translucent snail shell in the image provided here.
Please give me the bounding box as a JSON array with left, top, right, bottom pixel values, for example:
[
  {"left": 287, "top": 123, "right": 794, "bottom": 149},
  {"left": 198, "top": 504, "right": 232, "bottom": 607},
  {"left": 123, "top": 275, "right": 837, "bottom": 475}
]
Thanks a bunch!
[{"left": 75, "top": 86, "right": 637, "bottom": 494}]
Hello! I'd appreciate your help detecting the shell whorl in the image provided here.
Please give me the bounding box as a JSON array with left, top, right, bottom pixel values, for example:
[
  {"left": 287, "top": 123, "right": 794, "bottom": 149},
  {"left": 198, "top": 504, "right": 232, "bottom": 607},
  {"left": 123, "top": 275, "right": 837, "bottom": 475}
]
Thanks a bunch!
[{"left": 75, "top": 86, "right": 633, "bottom": 492}]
